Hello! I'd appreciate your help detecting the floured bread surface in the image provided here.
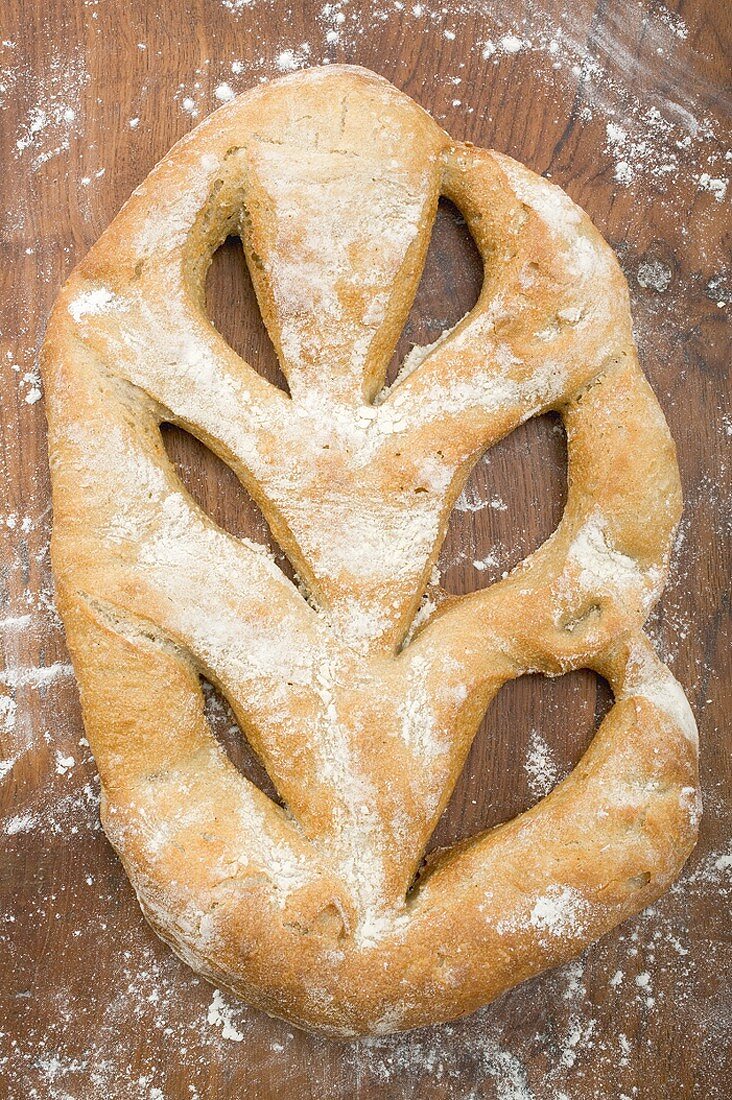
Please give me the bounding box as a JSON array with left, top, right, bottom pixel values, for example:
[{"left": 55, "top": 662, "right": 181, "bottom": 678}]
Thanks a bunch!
[{"left": 41, "top": 65, "right": 700, "bottom": 1036}]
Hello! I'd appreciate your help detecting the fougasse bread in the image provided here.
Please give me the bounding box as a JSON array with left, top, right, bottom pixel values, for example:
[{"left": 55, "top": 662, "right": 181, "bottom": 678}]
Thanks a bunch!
[{"left": 41, "top": 66, "right": 700, "bottom": 1036}]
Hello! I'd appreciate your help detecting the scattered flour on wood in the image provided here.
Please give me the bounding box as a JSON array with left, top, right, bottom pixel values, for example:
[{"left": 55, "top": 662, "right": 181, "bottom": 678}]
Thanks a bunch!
[{"left": 524, "top": 729, "right": 560, "bottom": 798}]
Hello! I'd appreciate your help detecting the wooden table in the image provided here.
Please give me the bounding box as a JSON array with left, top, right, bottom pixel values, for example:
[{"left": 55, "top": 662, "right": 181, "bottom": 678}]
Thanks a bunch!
[{"left": 1, "top": 1, "right": 729, "bottom": 1096}]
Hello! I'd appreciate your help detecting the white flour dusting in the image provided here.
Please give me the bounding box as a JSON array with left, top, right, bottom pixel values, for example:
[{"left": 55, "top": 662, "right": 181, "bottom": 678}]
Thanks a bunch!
[
  {"left": 529, "top": 886, "right": 590, "bottom": 938},
  {"left": 11, "top": 47, "right": 88, "bottom": 169},
  {"left": 207, "top": 989, "right": 245, "bottom": 1041},
  {"left": 637, "top": 260, "right": 672, "bottom": 293},
  {"left": 524, "top": 729, "right": 560, "bottom": 798}
]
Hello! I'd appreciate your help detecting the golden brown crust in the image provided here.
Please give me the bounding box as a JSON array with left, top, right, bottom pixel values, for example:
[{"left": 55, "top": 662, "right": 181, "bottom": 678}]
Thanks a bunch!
[{"left": 41, "top": 65, "right": 699, "bottom": 1036}]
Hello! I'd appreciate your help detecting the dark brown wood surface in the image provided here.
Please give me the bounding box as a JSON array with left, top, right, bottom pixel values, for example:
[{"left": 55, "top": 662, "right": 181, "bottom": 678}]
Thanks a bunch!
[{"left": 1, "top": 1, "right": 730, "bottom": 1097}]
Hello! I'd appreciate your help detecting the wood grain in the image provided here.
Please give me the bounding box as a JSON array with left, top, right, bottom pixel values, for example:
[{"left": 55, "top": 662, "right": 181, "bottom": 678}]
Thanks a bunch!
[{"left": 1, "top": 0, "right": 730, "bottom": 1096}]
